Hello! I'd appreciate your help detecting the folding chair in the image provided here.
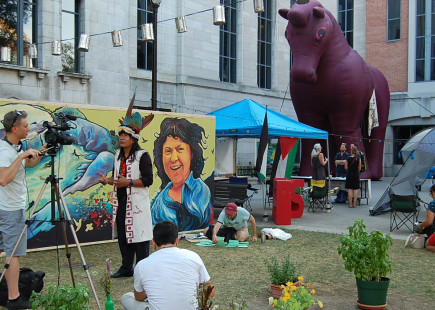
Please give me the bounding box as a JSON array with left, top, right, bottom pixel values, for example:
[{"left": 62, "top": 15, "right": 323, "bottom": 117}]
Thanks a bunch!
[
  {"left": 389, "top": 194, "right": 420, "bottom": 232},
  {"left": 307, "top": 180, "right": 329, "bottom": 212}
]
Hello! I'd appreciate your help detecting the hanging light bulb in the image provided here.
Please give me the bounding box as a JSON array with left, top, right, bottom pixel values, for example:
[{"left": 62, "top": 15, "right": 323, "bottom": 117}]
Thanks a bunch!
[
  {"left": 175, "top": 16, "right": 187, "bottom": 33},
  {"left": 111, "top": 30, "right": 123, "bottom": 47},
  {"left": 213, "top": 5, "right": 226, "bottom": 25},
  {"left": 51, "top": 41, "right": 61, "bottom": 55},
  {"left": 28, "top": 44, "right": 38, "bottom": 58},
  {"left": 141, "top": 23, "right": 154, "bottom": 41},
  {"left": 1, "top": 47, "right": 11, "bottom": 62},
  {"left": 78, "top": 34, "right": 90, "bottom": 52},
  {"left": 253, "top": 0, "right": 264, "bottom": 13}
]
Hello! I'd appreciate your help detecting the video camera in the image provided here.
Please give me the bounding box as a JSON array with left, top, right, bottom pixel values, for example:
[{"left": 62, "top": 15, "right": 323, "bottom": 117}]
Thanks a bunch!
[{"left": 43, "top": 113, "right": 76, "bottom": 150}]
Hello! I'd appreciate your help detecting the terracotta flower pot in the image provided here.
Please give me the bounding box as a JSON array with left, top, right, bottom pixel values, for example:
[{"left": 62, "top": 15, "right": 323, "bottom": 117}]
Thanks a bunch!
[
  {"left": 270, "top": 283, "right": 283, "bottom": 299},
  {"left": 270, "top": 281, "right": 301, "bottom": 299}
]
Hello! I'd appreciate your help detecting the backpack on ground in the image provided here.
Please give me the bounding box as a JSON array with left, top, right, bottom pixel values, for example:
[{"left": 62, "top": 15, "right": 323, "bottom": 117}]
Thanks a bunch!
[{"left": 0, "top": 267, "right": 45, "bottom": 306}]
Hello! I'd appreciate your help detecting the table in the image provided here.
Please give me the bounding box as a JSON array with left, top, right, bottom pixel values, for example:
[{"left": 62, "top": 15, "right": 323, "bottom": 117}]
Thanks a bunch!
[{"left": 291, "top": 176, "right": 371, "bottom": 204}]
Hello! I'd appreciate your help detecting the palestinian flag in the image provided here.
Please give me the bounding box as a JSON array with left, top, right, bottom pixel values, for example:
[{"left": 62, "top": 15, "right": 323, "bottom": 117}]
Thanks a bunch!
[
  {"left": 269, "top": 137, "right": 299, "bottom": 195},
  {"left": 274, "top": 137, "right": 299, "bottom": 178},
  {"left": 255, "top": 111, "right": 268, "bottom": 183}
]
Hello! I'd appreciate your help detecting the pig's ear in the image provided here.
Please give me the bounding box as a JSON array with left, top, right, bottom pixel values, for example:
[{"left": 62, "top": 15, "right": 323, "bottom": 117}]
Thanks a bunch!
[
  {"left": 313, "top": 7, "right": 325, "bottom": 19},
  {"left": 278, "top": 8, "right": 290, "bottom": 20}
]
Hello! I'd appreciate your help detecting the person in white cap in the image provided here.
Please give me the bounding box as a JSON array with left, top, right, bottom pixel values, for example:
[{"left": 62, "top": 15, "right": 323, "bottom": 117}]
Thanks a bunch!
[{"left": 203, "top": 202, "right": 257, "bottom": 243}]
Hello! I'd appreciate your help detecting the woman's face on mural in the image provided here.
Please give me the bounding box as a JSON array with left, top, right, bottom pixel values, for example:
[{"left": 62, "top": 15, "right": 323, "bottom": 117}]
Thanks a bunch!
[{"left": 163, "top": 135, "right": 192, "bottom": 187}]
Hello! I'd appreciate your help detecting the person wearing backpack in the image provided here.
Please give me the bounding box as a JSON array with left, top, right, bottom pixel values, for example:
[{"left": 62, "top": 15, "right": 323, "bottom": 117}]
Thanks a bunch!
[
  {"left": 334, "top": 143, "right": 349, "bottom": 203},
  {"left": 351, "top": 143, "right": 367, "bottom": 173}
]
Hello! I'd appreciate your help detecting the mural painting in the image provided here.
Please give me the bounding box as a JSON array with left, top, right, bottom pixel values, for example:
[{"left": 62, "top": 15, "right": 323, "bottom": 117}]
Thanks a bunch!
[{"left": 0, "top": 100, "right": 215, "bottom": 249}]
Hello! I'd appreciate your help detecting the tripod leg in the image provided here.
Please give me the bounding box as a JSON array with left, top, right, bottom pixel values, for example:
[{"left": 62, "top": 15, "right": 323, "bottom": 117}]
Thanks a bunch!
[
  {"left": 57, "top": 184, "right": 102, "bottom": 310},
  {"left": 54, "top": 182, "right": 76, "bottom": 287},
  {"left": 0, "top": 179, "right": 50, "bottom": 283}
]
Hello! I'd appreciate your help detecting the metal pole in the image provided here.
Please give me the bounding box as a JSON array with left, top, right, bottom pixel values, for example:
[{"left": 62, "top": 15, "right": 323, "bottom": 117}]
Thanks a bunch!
[{"left": 151, "top": 4, "right": 158, "bottom": 111}]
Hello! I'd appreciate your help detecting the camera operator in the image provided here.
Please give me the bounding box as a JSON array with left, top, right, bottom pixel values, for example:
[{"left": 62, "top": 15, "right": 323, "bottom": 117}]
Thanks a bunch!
[{"left": 0, "top": 110, "right": 46, "bottom": 309}]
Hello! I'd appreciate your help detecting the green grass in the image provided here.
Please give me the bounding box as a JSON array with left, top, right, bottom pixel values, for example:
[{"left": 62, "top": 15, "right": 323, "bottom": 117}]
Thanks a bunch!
[{"left": 12, "top": 229, "right": 435, "bottom": 309}]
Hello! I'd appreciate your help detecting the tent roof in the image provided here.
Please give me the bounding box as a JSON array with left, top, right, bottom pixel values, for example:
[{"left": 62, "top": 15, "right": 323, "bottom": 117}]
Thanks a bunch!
[{"left": 207, "top": 98, "right": 328, "bottom": 139}]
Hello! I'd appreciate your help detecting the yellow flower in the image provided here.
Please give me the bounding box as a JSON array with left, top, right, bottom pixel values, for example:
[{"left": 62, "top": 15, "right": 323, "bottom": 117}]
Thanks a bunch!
[
  {"left": 290, "top": 285, "right": 297, "bottom": 291},
  {"left": 298, "top": 276, "right": 304, "bottom": 281},
  {"left": 280, "top": 284, "right": 285, "bottom": 289},
  {"left": 307, "top": 282, "right": 311, "bottom": 286},
  {"left": 283, "top": 293, "right": 290, "bottom": 301},
  {"left": 286, "top": 281, "right": 294, "bottom": 286},
  {"left": 310, "top": 289, "right": 316, "bottom": 295}
]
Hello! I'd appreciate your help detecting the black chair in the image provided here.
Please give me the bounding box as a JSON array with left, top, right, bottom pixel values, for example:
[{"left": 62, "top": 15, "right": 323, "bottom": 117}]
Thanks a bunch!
[
  {"left": 307, "top": 180, "right": 329, "bottom": 212},
  {"left": 389, "top": 194, "right": 420, "bottom": 232}
]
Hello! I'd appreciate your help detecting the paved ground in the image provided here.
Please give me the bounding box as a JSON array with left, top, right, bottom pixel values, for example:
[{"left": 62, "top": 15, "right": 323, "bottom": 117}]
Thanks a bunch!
[{"left": 244, "top": 177, "right": 432, "bottom": 240}]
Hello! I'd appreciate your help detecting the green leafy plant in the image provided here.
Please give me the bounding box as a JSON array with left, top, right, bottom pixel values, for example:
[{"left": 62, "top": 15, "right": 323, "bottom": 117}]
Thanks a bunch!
[
  {"left": 337, "top": 219, "right": 393, "bottom": 282},
  {"left": 30, "top": 283, "right": 90, "bottom": 310},
  {"left": 264, "top": 255, "right": 297, "bottom": 285},
  {"left": 268, "top": 276, "right": 323, "bottom": 310}
]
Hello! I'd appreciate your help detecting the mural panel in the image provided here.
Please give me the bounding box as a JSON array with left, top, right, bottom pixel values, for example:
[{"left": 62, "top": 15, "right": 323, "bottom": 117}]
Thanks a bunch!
[{"left": 0, "top": 100, "right": 215, "bottom": 249}]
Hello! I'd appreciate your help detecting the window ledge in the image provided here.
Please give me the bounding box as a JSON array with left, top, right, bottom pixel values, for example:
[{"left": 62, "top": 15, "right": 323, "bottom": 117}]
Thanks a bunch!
[
  {"left": 57, "top": 71, "right": 92, "bottom": 84},
  {"left": 0, "top": 63, "right": 49, "bottom": 79}
]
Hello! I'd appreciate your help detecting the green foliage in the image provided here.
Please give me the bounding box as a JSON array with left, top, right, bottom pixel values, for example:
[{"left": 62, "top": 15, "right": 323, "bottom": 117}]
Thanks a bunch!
[
  {"left": 337, "top": 219, "right": 393, "bottom": 282},
  {"left": 30, "top": 283, "right": 90, "bottom": 310},
  {"left": 264, "top": 255, "right": 297, "bottom": 285}
]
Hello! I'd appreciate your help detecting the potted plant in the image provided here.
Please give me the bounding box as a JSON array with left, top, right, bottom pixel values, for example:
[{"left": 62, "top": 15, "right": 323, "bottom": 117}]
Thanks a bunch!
[
  {"left": 30, "top": 283, "right": 90, "bottom": 309},
  {"left": 264, "top": 255, "right": 297, "bottom": 298},
  {"left": 337, "top": 219, "right": 393, "bottom": 309},
  {"left": 268, "top": 276, "right": 323, "bottom": 310}
]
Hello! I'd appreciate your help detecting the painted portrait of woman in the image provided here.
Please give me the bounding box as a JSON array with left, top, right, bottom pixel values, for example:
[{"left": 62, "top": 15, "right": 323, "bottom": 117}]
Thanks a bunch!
[{"left": 151, "top": 117, "right": 212, "bottom": 231}]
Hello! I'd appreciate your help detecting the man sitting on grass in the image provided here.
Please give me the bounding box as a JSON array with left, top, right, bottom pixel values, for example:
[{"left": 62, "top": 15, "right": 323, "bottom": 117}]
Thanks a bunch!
[
  {"left": 121, "top": 221, "right": 215, "bottom": 310},
  {"left": 204, "top": 202, "right": 257, "bottom": 243}
]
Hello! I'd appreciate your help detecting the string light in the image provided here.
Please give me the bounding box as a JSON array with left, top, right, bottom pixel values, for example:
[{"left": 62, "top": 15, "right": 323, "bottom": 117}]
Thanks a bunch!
[{"left": 0, "top": 0, "right": 258, "bottom": 58}]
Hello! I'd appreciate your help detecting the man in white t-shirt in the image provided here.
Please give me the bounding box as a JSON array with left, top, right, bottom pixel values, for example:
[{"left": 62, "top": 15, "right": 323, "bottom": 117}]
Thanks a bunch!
[
  {"left": 203, "top": 202, "right": 258, "bottom": 243},
  {"left": 0, "top": 110, "right": 46, "bottom": 309},
  {"left": 121, "top": 221, "right": 215, "bottom": 310}
]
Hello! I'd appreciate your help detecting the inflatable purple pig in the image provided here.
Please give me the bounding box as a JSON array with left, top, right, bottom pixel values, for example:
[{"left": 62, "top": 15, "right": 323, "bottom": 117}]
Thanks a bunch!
[{"left": 279, "top": 0, "right": 390, "bottom": 180}]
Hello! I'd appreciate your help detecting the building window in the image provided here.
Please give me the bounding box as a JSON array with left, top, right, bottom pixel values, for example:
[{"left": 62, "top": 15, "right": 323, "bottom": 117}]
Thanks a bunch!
[
  {"left": 393, "top": 126, "right": 426, "bottom": 164},
  {"left": 415, "top": 0, "right": 435, "bottom": 81},
  {"left": 62, "top": 0, "right": 80, "bottom": 72},
  {"left": 338, "top": 0, "right": 353, "bottom": 47},
  {"left": 137, "top": 0, "right": 153, "bottom": 70},
  {"left": 257, "top": 0, "right": 272, "bottom": 89},
  {"left": 387, "top": 0, "right": 401, "bottom": 41},
  {"left": 219, "top": 0, "right": 237, "bottom": 83},
  {"left": 0, "top": 0, "right": 38, "bottom": 67}
]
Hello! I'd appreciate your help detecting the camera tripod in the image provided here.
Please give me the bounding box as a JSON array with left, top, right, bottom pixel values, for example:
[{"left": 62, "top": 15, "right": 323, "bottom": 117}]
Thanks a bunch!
[{"left": 0, "top": 148, "right": 102, "bottom": 310}]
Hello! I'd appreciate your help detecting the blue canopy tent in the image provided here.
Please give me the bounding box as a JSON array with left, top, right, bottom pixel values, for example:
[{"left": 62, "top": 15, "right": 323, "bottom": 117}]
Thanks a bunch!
[
  {"left": 208, "top": 98, "right": 329, "bottom": 208},
  {"left": 207, "top": 98, "right": 328, "bottom": 139},
  {"left": 207, "top": 98, "right": 329, "bottom": 176}
]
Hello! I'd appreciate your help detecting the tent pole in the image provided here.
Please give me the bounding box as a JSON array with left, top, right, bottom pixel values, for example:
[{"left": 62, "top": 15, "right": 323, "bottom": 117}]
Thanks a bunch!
[{"left": 326, "top": 136, "right": 331, "bottom": 192}]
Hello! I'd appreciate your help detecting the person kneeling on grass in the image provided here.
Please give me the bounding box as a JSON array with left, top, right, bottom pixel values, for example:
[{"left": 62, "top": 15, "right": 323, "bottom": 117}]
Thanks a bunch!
[
  {"left": 121, "top": 221, "right": 215, "bottom": 310},
  {"left": 203, "top": 202, "right": 257, "bottom": 243}
]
